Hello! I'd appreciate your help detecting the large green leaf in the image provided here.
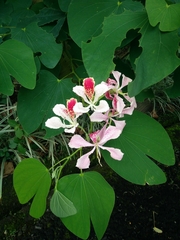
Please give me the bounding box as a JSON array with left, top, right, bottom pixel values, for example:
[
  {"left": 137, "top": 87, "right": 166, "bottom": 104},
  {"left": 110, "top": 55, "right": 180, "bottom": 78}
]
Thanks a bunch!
[
  {"left": 68, "top": 0, "right": 143, "bottom": 46},
  {"left": 129, "top": 24, "right": 180, "bottom": 96},
  {"left": 0, "top": 39, "right": 36, "bottom": 96},
  {"left": 146, "top": 0, "right": 180, "bottom": 31},
  {"left": 102, "top": 111, "right": 175, "bottom": 185},
  {"left": 59, "top": 172, "right": 115, "bottom": 240},
  {"left": 13, "top": 158, "right": 51, "bottom": 218},
  {"left": 17, "top": 70, "right": 76, "bottom": 135},
  {"left": 50, "top": 189, "right": 77, "bottom": 218},
  {"left": 11, "top": 22, "right": 62, "bottom": 68},
  {"left": 82, "top": 10, "right": 180, "bottom": 96},
  {"left": 82, "top": 11, "right": 146, "bottom": 84}
]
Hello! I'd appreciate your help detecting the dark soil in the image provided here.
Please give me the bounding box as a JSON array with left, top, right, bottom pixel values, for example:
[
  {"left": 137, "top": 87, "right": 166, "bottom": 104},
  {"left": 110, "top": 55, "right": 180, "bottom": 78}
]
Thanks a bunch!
[{"left": 0, "top": 124, "right": 180, "bottom": 240}]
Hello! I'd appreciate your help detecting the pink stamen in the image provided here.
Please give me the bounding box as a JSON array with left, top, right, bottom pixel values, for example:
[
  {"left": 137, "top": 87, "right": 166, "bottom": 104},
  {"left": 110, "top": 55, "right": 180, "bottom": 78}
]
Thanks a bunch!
[{"left": 83, "top": 78, "right": 95, "bottom": 100}]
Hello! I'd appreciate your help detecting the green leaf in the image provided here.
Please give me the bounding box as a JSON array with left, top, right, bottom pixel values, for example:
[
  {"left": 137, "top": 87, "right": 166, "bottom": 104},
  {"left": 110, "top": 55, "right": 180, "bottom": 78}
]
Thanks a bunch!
[
  {"left": 11, "top": 22, "right": 62, "bottom": 68},
  {"left": 17, "top": 70, "right": 76, "bottom": 135},
  {"left": 37, "top": 7, "right": 66, "bottom": 26},
  {"left": 13, "top": 158, "right": 51, "bottom": 218},
  {"left": 146, "top": 0, "right": 180, "bottom": 31},
  {"left": 59, "top": 172, "right": 115, "bottom": 240},
  {"left": 68, "top": 0, "right": 143, "bottom": 46},
  {"left": 82, "top": 11, "right": 146, "bottom": 84},
  {"left": 50, "top": 189, "right": 77, "bottom": 218},
  {"left": 58, "top": 0, "right": 71, "bottom": 12},
  {"left": 129, "top": 24, "right": 180, "bottom": 96},
  {"left": 0, "top": 39, "right": 36, "bottom": 96},
  {"left": 82, "top": 11, "right": 180, "bottom": 96},
  {"left": 102, "top": 111, "right": 175, "bottom": 185}
]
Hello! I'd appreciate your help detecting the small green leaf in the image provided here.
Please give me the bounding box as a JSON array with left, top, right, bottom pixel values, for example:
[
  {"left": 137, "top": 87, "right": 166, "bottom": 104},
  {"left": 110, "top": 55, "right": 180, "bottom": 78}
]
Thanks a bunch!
[
  {"left": 0, "top": 39, "right": 36, "bottom": 96},
  {"left": 146, "top": 0, "right": 180, "bottom": 31},
  {"left": 11, "top": 22, "right": 62, "bottom": 68},
  {"left": 13, "top": 158, "right": 51, "bottom": 218},
  {"left": 102, "top": 111, "right": 175, "bottom": 185},
  {"left": 59, "top": 172, "right": 115, "bottom": 240},
  {"left": 50, "top": 189, "right": 77, "bottom": 218}
]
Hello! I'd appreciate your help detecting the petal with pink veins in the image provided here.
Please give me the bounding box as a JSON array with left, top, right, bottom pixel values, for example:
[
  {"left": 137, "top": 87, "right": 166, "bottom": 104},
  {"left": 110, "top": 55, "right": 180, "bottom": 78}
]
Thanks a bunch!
[
  {"left": 68, "top": 135, "right": 93, "bottom": 148},
  {"left": 76, "top": 148, "right": 95, "bottom": 169},
  {"left": 100, "top": 145, "right": 124, "bottom": 160}
]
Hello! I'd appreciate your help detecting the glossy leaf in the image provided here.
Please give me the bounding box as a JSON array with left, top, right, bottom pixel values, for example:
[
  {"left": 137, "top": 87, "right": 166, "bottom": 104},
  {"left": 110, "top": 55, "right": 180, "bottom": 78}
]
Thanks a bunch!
[
  {"left": 146, "top": 0, "right": 180, "bottom": 31},
  {"left": 129, "top": 24, "right": 180, "bottom": 96},
  {"left": 0, "top": 39, "right": 36, "bottom": 96},
  {"left": 13, "top": 158, "right": 51, "bottom": 218},
  {"left": 11, "top": 22, "right": 62, "bottom": 68},
  {"left": 82, "top": 11, "right": 146, "bottom": 84},
  {"left": 59, "top": 172, "right": 115, "bottom": 240},
  {"left": 17, "top": 70, "right": 76, "bottom": 135},
  {"left": 50, "top": 189, "right": 77, "bottom": 218},
  {"left": 82, "top": 10, "right": 180, "bottom": 96},
  {"left": 102, "top": 111, "right": 175, "bottom": 185},
  {"left": 37, "top": 7, "right": 66, "bottom": 26},
  {"left": 67, "top": 0, "right": 143, "bottom": 46},
  {"left": 58, "top": 0, "right": 71, "bottom": 12}
]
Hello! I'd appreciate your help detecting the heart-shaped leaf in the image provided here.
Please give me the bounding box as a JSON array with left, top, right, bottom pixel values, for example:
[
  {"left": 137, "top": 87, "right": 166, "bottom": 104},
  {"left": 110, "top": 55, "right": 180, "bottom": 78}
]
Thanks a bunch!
[
  {"left": 146, "top": 0, "right": 180, "bottom": 31},
  {"left": 58, "top": 171, "right": 115, "bottom": 240}
]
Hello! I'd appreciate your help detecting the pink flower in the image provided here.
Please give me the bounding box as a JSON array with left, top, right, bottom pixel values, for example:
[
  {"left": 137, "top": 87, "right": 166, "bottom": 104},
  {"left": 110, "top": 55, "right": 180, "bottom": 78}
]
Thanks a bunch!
[
  {"left": 73, "top": 77, "right": 109, "bottom": 113},
  {"left": 68, "top": 124, "right": 125, "bottom": 169},
  {"left": 106, "top": 71, "right": 137, "bottom": 117},
  {"left": 45, "top": 98, "right": 82, "bottom": 133}
]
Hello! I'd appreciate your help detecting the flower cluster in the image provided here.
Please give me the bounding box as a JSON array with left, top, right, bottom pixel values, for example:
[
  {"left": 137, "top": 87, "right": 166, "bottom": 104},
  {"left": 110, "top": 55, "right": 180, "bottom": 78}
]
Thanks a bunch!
[{"left": 45, "top": 71, "right": 137, "bottom": 169}]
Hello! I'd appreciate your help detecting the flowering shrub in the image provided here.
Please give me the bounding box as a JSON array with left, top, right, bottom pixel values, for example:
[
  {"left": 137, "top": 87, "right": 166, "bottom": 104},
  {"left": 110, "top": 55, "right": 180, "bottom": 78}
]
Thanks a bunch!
[
  {"left": 0, "top": 0, "right": 178, "bottom": 239},
  {"left": 13, "top": 71, "right": 175, "bottom": 239}
]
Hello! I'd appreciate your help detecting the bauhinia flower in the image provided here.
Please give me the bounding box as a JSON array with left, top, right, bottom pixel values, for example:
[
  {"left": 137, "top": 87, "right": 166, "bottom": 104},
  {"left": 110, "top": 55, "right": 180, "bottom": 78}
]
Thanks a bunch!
[
  {"left": 106, "top": 71, "right": 137, "bottom": 117},
  {"left": 45, "top": 98, "right": 83, "bottom": 133},
  {"left": 68, "top": 124, "right": 125, "bottom": 169},
  {"left": 73, "top": 77, "right": 109, "bottom": 113}
]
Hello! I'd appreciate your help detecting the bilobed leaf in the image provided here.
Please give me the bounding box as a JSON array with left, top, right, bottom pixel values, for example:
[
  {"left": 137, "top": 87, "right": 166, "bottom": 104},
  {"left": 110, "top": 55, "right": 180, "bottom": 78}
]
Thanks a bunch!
[
  {"left": 102, "top": 111, "right": 175, "bottom": 185},
  {"left": 68, "top": 0, "right": 143, "bottom": 47},
  {"left": 11, "top": 22, "right": 62, "bottom": 68},
  {"left": 0, "top": 39, "right": 36, "bottom": 96},
  {"left": 17, "top": 70, "right": 76, "bottom": 135},
  {"left": 59, "top": 172, "right": 115, "bottom": 240},
  {"left": 50, "top": 189, "right": 77, "bottom": 218},
  {"left": 146, "top": 0, "right": 180, "bottom": 31},
  {"left": 13, "top": 158, "right": 51, "bottom": 218}
]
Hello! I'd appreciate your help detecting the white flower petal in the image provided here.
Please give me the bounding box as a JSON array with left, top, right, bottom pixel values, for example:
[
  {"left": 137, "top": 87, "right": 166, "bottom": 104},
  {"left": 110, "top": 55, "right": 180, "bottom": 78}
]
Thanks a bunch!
[
  {"left": 73, "top": 85, "right": 89, "bottom": 103},
  {"left": 45, "top": 117, "right": 65, "bottom": 129},
  {"left": 94, "top": 83, "right": 109, "bottom": 102},
  {"left": 53, "top": 104, "right": 67, "bottom": 118},
  {"left": 73, "top": 102, "right": 89, "bottom": 113},
  {"left": 94, "top": 100, "right": 109, "bottom": 112}
]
